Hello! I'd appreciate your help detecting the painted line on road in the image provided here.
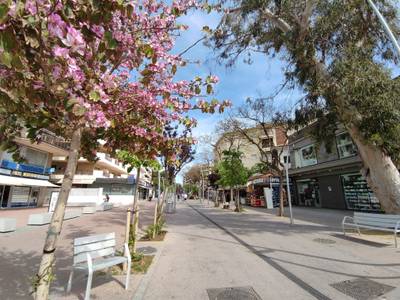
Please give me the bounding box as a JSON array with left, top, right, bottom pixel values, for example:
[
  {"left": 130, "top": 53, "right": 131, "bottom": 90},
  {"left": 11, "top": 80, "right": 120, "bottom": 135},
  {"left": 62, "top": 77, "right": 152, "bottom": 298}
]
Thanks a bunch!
[{"left": 187, "top": 203, "right": 331, "bottom": 300}]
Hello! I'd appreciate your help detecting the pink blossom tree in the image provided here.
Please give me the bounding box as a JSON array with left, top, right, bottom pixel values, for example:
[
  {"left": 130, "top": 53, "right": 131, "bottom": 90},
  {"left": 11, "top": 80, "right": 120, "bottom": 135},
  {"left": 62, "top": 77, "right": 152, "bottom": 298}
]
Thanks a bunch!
[{"left": 0, "top": 1, "right": 228, "bottom": 298}]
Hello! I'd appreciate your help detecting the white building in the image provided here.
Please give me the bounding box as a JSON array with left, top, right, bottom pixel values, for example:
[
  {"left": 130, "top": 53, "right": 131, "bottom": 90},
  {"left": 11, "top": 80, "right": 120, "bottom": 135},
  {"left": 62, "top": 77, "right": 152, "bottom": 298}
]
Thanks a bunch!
[
  {"left": 0, "top": 129, "right": 67, "bottom": 209},
  {"left": 49, "top": 153, "right": 153, "bottom": 206}
]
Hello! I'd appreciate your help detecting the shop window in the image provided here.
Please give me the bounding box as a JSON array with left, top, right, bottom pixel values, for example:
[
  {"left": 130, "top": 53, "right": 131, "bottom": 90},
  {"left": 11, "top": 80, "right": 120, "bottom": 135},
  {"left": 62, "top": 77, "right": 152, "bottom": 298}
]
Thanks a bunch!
[
  {"left": 341, "top": 173, "right": 380, "bottom": 211},
  {"left": 296, "top": 144, "right": 317, "bottom": 167},
  {"left": 261, "top": 137, "right": 274, "bottom": 148},
  {"left": 336, "top": 132, "right": 358, "bottom": 159}
]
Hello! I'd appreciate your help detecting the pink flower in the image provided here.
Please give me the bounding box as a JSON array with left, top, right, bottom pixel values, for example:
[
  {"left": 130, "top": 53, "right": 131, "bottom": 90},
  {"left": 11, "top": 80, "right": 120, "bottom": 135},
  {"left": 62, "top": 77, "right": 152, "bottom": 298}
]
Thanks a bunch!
[
  {"left": 48, "top": 13, "right": 66, "bottom": 39},
  {"left": 53, "top": 46, "right": 69, "bottom": 58},
  {"left": 63, "top": 26, "right": 85, "bottom": 55},
  {"left": 91, "top": 25, "right": 104, "bottom": 38},
  {"left": 25, "top": 0, "right": 37, "bottom": 15},
  {"left": 209, "top": 75, "right": 219, "bottom": 83},
  {"left": 52, "top": 65, "right": 62, "bottom": 78}
]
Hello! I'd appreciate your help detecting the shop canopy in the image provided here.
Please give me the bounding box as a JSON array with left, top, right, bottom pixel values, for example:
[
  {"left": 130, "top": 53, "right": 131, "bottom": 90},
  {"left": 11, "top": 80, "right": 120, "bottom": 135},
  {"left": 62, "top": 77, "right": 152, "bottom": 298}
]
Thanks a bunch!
[{"left": 0, "top": 174, "right": 59, "bottom": 187}]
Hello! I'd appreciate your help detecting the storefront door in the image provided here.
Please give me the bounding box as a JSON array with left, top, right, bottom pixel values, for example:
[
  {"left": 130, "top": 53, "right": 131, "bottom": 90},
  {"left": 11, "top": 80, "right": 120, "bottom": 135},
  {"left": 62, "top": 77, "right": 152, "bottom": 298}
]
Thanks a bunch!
[
  {"left": 0, "top": 185, "right": 10, "bottom": 208},
  {"left": 297, "top": 179, "right": 321, "bottom": 207}
]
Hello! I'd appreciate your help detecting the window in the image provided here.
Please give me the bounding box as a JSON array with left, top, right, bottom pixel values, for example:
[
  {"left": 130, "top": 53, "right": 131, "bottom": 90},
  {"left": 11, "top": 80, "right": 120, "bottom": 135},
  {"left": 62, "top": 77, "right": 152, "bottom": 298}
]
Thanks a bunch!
[
  {"left": 336, "top": 132, "right": 357, "bottom": 159},
  {"left": 283, "top": 155, "right": 291, "bottom": 164},
  {"left": 261, "top": 137, "right": 274, "bottom": 148},
  {"left": 296, "top": 144, "right": 317, "bottom": 167}
]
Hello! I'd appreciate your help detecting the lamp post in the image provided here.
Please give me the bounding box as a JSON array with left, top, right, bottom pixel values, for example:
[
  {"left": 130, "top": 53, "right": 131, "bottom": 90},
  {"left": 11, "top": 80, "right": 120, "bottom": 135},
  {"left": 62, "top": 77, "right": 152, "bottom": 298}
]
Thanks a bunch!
[
  {"left": 366, "top": 0, "right": 400, "bottom": 58},
  {"left": 284, "top": 162, "right": 294, "bottom": 225}
]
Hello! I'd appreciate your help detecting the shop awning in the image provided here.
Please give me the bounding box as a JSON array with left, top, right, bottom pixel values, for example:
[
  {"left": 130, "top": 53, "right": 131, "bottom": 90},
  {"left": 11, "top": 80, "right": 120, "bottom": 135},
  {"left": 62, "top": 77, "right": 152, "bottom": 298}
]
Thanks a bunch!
[{"left": 0, "top": 174, "right": 59, "bottom": 187}]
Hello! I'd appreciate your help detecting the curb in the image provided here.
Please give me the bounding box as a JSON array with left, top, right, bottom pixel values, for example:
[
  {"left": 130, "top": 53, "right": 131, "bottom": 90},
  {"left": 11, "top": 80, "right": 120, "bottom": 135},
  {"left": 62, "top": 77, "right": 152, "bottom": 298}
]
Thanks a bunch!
[{"left": 131, "top": 234, "right": 166, "bottom": 300}]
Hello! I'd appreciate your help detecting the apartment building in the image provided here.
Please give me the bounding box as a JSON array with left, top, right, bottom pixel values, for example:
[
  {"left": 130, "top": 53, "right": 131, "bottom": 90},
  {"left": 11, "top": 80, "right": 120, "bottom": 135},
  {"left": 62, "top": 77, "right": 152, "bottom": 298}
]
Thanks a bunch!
[
  {"left": 214, "top": 125, "right": 290, "bottom": 169},
  {"left": 288, "top": 123, "right": 380, "bottom": 211},
  {"left": 0, "top": 129, "right": 68, "bottom": 209},
  {"left": 50, "top": 154, "right": 153, "bottom": 205}
]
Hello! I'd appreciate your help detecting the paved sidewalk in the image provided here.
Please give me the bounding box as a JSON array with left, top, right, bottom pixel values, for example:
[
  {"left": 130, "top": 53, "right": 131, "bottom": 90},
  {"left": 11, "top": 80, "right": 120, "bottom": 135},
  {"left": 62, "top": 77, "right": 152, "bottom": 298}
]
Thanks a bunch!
[
  {"left": 0, "top": 200, "right": 158, "bottom": 300},
  {"left": 138, "top": 200, "right": 400, "bottom": 300}
]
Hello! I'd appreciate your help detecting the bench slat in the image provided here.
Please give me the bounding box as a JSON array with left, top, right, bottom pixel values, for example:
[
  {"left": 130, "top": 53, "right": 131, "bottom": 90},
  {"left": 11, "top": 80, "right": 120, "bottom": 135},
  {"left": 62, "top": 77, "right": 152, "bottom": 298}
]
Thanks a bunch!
[
  {"left": 345, "top": 223, "right": 400, "bottom": 232},
  {"left": 74, "top": 239, "right": 116, "bottom": 255},
  {"left": 74, "top": 247, "right": 115, "bottom": 264},
  {"left": 74, "top": 232, "right": 115, "bottom": 246},
  {"left": 355, "top": 218, "right": 399, "bottom": 226},
  {"left": 354, "top": 212, "right": 400, "bottom": 221}
]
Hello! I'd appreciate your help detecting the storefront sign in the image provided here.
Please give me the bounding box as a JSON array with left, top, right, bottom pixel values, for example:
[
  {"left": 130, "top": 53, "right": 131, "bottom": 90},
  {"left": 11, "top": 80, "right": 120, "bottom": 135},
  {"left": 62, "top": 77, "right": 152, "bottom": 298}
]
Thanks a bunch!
[
  {"left": 10, "top": 170, "right": 49, "bottom": 180},
  {"left": 0, "top": 168, "right": 11, "bottom": 175}
]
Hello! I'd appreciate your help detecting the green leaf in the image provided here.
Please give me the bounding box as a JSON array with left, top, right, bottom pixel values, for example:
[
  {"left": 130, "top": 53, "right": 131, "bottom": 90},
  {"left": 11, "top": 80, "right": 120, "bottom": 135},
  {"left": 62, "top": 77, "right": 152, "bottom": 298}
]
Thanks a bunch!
[
  {"left": 72, "top": 105, "right": 86, "bottom": 116},
  {"left": 195, "top": 85, "right": 201, "bottom": 95},
  {"left": 104, "top": 31, "right": 117, "bottom": 49},
  {"left": 89, "top": 90, "right": 100, "bottom": 102},
  {"left": 0, "top": 51, "right": 12, "bottom": 67},
  {"left": 171, "top": 64, "right": 177, "bottom": 75},
  {"left": 0, "top": 3, "right": 10, "bottom": 23},
  {"left": 66, "top": 98, "right": 79, "bottom": 109},
  {"left": 206, "top": 84, "right": 212, "bottom": 94}
]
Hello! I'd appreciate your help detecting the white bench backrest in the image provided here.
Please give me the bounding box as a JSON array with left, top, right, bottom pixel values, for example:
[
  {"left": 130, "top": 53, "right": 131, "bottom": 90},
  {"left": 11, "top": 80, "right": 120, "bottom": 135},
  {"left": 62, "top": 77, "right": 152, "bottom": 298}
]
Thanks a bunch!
[
  {"left": 73, "top": 233, "right": 116, "bottom": 264},
  {"left": 354, "top": 212, "right": 400, "bottom": 229}
]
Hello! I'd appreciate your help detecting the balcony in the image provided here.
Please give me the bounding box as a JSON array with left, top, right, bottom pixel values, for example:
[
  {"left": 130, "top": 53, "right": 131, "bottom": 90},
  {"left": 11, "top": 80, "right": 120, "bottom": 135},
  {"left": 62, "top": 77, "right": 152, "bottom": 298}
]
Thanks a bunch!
[
  {"left": 50, "top": 174, "right": 96, "bottom": 185},
  {"left": 15, "top": 129, "right": 70, "bottom": 156},
  {"left": 1, "top": 159, "right": 54, "bottom": 175}
]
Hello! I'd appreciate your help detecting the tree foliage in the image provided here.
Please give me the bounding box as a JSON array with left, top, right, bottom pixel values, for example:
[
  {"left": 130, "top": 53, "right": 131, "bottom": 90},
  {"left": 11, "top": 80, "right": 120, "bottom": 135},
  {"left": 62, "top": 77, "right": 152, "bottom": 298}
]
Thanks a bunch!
[
  {"left": 211, "top": 0, "right": 400, "bottom": 161},
  {"left": 217, "top": 149, "right": 249, "bottom": 187}
]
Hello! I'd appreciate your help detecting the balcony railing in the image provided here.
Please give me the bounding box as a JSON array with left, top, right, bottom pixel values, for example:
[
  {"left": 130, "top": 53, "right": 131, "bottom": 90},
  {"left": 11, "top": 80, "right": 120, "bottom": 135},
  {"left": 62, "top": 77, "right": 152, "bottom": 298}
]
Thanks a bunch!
[
  {"left": 20, "top": 128, "right": 70, "bottom": 151},
  {"left": 1, "top": 159, "right": 54, "bottom": 175}
]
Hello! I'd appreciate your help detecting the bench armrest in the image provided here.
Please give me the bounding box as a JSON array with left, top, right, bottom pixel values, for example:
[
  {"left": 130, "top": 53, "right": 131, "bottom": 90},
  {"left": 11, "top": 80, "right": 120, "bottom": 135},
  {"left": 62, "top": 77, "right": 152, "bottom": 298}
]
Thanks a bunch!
[
  {"left": 395, "top": 220, "right": 400, "bottom": 232},
  {"left": 342, "top": 216, "right": 356, "bottom": 225}
]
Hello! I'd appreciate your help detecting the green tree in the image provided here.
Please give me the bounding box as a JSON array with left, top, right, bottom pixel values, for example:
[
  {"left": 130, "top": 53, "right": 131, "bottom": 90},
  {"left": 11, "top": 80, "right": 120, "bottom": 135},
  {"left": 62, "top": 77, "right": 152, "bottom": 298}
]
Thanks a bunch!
[
  {"left": 117, "top": 151, "right": 160, "bottom": 253},
  {"left": 211, "top": 0, "right": 400, "bottom": 212},
  {"left": 217, "top": 150, "right": 249, "bottom": 211}
]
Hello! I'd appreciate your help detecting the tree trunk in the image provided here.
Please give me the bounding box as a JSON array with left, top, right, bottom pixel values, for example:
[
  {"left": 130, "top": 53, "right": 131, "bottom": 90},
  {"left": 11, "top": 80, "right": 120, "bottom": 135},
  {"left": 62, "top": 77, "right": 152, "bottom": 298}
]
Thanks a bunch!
[
  {"left": 214, "top": 189, "right": 219, "bottom": 207},
  {"left": 347, "top": 125, "right": 400, "bottom": 213},
  {"left": 131, "top": 166, "right": 141, "bottom": 253},
  {"left": 278, "top": 174, "right": 284, "bottom": 217},
  {"left": 235, "top": 188, "right": 241, "bottom": 212},
  {"left": 35, "top": 128, "right": 82, "bottom": 300},
  {"left": 230, "top": 188, "right": 233, "bottom": 209}
]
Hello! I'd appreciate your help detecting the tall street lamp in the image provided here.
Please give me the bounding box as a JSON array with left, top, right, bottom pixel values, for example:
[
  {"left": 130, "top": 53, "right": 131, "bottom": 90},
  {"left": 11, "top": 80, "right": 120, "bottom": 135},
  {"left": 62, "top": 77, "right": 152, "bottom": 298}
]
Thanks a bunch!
[
  {"left": 366, "top": 0, "right": 400, "bottom": 58},
  {"left": 284, "top": 161, "right": 294, "bottom": 225}
]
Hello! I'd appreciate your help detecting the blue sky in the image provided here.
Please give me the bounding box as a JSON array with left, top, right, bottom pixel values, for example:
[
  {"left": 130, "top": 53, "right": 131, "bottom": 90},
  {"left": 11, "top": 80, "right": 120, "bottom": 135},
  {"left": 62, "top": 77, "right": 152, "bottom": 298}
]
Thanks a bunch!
[{"left": 173, "top": 9, "right": 302, "bottom": 182}]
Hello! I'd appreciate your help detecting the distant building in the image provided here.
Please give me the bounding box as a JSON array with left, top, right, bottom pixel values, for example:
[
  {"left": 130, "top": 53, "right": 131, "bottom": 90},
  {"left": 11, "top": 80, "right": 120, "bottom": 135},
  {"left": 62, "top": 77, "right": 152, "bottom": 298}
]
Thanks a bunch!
[
  {"left": 49, "top": 154, "right": 153, "bottom": 205},
  {"left": 288, "top": 123, "right": 380, "bottom": 211},
  {"left": 214, "top": 125, "right": 290, "bottom": 169},
  {"left": 0, "top": 129, "right": 68, "bottom": 209}
]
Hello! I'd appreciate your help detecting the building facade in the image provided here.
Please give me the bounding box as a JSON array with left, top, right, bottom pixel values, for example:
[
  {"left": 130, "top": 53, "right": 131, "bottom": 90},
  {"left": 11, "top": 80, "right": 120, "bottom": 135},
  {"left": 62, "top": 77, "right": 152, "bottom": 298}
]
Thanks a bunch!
[
  {"left": 288, "top": 124, "right": 380, "bottom": 211},
  {"left": 214, "top": 126, "right": 290, "bottom": 169},
  {"left": 50, "top": 154, "right": 153, "bottom": 205},
  {"left": 0, "top": 129, "right": 68, "bottom": 209}
]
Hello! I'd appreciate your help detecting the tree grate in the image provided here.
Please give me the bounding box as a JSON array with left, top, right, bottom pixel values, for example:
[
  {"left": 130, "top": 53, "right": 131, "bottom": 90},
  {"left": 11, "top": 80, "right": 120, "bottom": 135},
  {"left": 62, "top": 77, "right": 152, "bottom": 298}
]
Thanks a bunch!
[
  {"left": 313, "top": 238, "right": 336, "bottom": 244},
  {"left": 330, "top": 278, "right": 395, "bottom": 300},
  {"left": 207, "top": 286, "right": 262, "bottom": 300}
]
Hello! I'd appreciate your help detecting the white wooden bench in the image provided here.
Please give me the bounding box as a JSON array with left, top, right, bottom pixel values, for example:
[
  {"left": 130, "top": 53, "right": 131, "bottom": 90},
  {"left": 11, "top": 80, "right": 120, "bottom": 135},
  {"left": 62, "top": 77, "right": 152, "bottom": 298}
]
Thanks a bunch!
[
  {"left": 82, "top": 206, "right": 96, "bottom": 214},
  {"left": 0, "top": 218, "right": 17, "bottom": 232},
  {"left": 66, "top": 232, "right": 131, "bottom": 300},
  {"left": 96, "top": 202, "right": 113, "bottom": 211},
  {"left": 28, "top": 210, "right": 82, "bottom": 225},
  {"left": 342, "top": 212, "right": 400, "bottom": 247}
]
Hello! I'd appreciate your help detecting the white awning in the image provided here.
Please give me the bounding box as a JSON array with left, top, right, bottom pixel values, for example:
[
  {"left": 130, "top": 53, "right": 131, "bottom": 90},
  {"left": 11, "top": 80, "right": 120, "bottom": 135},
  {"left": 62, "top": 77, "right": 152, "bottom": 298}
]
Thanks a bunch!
[{"left": 0, "top": 174, "right": 59, "bottom": 187}]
